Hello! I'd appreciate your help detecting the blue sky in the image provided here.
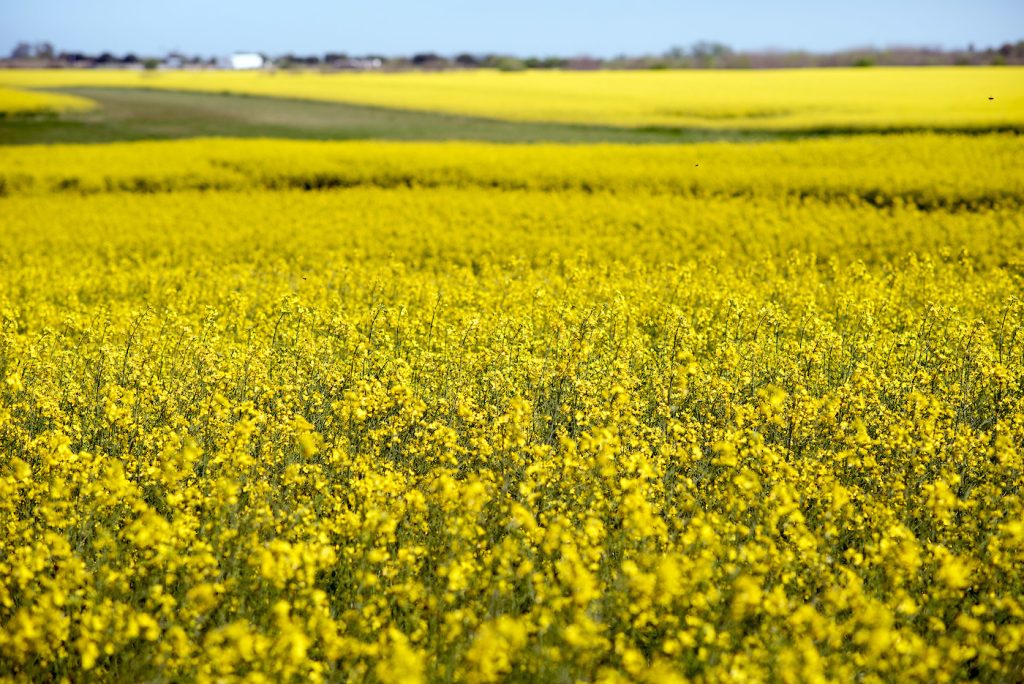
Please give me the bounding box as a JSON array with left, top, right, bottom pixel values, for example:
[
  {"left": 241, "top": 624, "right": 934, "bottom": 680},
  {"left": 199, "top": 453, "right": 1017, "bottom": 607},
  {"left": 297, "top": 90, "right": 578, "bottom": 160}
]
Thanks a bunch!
[{"left": 3, "top": 0, "right": 1022, "bottom": 57}]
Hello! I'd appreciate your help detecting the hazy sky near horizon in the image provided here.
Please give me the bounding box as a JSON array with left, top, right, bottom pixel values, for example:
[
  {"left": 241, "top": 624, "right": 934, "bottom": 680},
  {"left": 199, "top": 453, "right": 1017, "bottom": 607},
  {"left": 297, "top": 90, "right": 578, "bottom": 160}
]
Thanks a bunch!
[{"left": 3, "top": 0, "right": 1022, "bottom": 57}]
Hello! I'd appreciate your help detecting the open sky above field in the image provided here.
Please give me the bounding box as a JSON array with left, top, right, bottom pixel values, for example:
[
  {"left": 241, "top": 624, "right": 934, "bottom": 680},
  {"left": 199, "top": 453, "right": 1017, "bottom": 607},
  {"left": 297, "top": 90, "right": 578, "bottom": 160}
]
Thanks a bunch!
[{"left": 3, "top": 0, "right": 1023, "bottom": 57}]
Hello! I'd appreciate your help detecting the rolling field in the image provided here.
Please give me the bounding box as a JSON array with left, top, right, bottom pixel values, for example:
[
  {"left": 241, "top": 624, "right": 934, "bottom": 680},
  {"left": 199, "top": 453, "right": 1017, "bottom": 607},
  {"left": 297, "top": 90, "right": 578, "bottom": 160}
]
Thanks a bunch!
[
  {"left": 1, "top": 67, "right": 1022, "bottom": 131},
  {"left": 1, "top": 69, "right": 1024, "bottom": 683}
]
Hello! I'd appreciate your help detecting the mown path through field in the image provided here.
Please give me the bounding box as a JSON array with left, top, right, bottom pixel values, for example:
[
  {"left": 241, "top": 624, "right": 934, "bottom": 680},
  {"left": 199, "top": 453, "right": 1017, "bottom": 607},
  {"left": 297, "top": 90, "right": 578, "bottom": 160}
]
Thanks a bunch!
[{"left": 0, "top": 87, "right": 793, "bottom": 145}]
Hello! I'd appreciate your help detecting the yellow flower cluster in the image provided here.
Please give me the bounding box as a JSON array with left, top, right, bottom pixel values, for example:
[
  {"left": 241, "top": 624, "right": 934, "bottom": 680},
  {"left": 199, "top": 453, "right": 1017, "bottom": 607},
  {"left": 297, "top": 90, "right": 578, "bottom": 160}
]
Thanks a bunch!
[
  {"left": 1, "top": 136, "right": 1023, "bottom": 682},
  {"left": 0, "top": 86, "right": 95, "bottom": 117},
  {"left": 1, "top": 66, "right": 1021, "bottom": 130}
]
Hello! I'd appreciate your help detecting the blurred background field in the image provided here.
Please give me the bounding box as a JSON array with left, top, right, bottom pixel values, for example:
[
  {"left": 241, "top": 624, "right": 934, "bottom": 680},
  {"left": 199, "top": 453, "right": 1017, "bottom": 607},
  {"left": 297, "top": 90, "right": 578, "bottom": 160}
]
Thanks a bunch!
[
  {"left": 2, "top": 134, "right": 1021, "bottom": 210},
  {"left": 0, "top": 67, "right": 1021, "bottom": 144}
]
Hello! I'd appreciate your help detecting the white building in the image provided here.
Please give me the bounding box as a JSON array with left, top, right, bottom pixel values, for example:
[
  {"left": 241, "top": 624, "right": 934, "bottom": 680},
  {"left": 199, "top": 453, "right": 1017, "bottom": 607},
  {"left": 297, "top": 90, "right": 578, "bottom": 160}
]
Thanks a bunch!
[{"left": 229, "top": 52, "right": 264, "bottom": 70}]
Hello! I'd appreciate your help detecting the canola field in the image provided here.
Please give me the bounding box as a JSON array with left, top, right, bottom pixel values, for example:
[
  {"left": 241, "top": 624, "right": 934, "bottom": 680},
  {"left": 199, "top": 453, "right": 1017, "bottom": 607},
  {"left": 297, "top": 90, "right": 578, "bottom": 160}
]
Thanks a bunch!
[
  {"left": 2, "top": 74, "right": 1024, "bottom": 682},
  {"left": 1, "top": 67, "right": 1023, "bottom": 130}
]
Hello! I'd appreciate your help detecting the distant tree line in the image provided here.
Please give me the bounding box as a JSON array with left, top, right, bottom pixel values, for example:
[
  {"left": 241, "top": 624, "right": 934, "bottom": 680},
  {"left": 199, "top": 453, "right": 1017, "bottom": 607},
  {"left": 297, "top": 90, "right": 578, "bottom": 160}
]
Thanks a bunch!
[
  {"left": 8, "top": 42, "right": 218, "bottom": 68},
  {"left": 5, "top": 40, "right": 1024, "bottom": 71}
]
